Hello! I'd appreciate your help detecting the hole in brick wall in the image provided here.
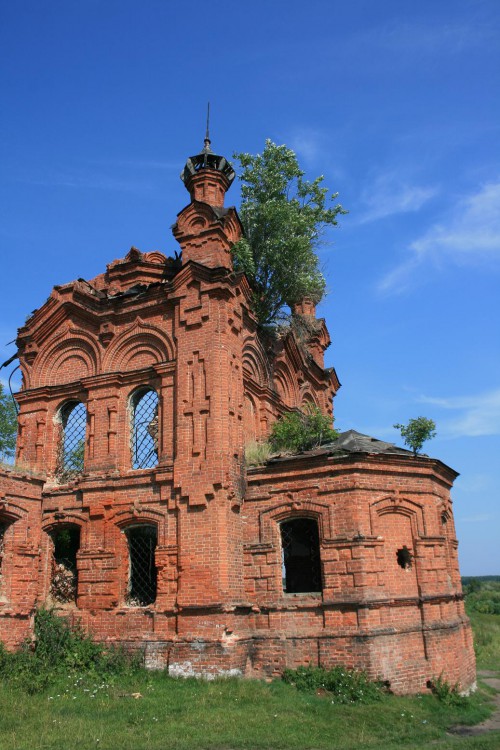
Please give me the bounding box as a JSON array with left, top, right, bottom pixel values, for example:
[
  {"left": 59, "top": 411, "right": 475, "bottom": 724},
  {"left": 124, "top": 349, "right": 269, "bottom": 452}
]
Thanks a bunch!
[
  {"left": 125, "top": 525, "right": 157, "bottom": 606},
  {"left": 396, "top": 545, "right": 413, "bottom": 570},
  {"left": 281, "top": 518, "right": 322, "bottom": 594},
  {"left": 441, "top": 512, "right": 448, "bottom": 525},
  {"left": 50, "top": 525, "right": 80, "bottom": 604},
  {"left": 57, "top": 401, "right": 86, "bottom": 480},
  {"left": 131, "top": 388, "right": 159, "bottom": 469}
]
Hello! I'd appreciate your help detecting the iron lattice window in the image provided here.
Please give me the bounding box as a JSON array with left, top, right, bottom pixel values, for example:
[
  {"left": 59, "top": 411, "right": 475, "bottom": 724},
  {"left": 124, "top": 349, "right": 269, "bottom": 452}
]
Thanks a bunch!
[
  {"left": 131, "top": 389, "right": 159, "bottom": 469},
  {"left": 125, "top": 525, "right": 157, "bottom": 606},
  {"left": 50, "top": 526, "right": 80, "bottom": 604},
  {"left": 281, "top": 518, "right": 322, "bottom": 594},
  {"left": 58, "top": 401, "right": 86, "bottom": 478}
]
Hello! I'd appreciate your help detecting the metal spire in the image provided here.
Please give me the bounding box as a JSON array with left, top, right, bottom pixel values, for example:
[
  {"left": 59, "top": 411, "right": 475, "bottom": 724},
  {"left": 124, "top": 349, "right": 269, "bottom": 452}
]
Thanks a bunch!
[{"left": 203, "top": 102, "right": 212, "bottom": 152}]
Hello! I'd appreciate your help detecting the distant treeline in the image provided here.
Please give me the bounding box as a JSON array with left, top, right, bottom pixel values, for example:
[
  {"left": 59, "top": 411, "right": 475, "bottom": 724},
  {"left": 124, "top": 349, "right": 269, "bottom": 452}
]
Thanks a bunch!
[
  {"left": 462, "top": 577, "right": 500, "bottom": 615},
  {"left": 462, "top": 575, "right": 500, "bottom": 584}
]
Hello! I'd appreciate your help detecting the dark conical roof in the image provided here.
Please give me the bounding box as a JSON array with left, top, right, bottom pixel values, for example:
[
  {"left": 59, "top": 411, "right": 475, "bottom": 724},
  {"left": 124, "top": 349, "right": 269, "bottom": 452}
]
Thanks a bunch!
[{"left": 181, "top": 137, "right": 235, "bottom": 187}]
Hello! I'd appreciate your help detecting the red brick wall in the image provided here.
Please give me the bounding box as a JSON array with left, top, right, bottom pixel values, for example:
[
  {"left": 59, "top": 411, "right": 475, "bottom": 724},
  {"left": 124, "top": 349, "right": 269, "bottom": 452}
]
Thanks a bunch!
[{"left": 0, "top": 163, "right": 475, "bottom": 693}]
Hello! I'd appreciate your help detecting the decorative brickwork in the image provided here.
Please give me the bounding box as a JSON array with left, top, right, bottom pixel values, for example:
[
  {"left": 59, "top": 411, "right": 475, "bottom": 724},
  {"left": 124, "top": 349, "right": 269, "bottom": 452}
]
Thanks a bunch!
[{"left": 0, "top": 140, "right": 475, "bottom": 693}]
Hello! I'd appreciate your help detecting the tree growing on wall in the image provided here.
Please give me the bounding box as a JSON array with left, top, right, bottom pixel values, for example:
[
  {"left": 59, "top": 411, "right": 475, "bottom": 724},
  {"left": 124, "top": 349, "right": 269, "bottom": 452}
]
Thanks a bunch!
[
  {"left": 232, "top": 140, "right": 346, "bottom": 327},
  {"left": 0, "top": 383, "right": 17, "bottom": 461},
  {"left": 393, "top": 417, "right": 436, "bottom": 456},
  {"left": 269, "top": 405, "right": 338, "bottom": 453}
]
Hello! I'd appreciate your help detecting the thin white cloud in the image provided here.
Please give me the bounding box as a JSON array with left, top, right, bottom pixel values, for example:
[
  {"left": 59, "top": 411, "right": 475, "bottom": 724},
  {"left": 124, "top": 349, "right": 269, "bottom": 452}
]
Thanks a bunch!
[
  {"left": 378, "top": 21, "right": 493, "bottom": 56},
  {"left": 359, "top": 172, "right": 438, "bottom": 224},
  {"left": 378, "top": 180, "right": 500, "bottom": 293},
  {"left": 90, "top": 158, "right": 180, "bottom": 170},
  {"left": 420, "top": 388, "right": 500, "bottom": 438},
  {"left": 340, "top": 17, "right": 496, "bottom": 63},
  {"left": 288, "top": 129, "right": 323, "bottom": 166},
  {"left": 454, "top": 473, "right": 494, "bottom": 495},
  {"left": 21, "top": 171, "right": 153, "bottom": 193},
  {"left": 457, "top": 513, "right": 494, "bottom": 523}
]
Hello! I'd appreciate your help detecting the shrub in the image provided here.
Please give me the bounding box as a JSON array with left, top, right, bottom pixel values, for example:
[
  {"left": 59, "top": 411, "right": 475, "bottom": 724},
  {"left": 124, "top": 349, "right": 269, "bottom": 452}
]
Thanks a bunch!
[
  {"left": 282, "top": 665, "right": 382, "bottom": 704},
  {"left": 428, "top": 674, "right": 467, "bottom": 706},
  {"left": 270, "top": 406, "right": 338, "bottom": 453},
  {"left": 0, "top": 608, "right": 141, "bottom": 693}
]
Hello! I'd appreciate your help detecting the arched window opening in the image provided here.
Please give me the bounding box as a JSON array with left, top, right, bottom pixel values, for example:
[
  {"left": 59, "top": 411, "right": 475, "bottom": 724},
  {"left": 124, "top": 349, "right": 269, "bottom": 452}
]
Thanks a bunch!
[
  {"left": 281, "top": 518, "right": 322, "bottom": 594},
  {"left": 131, "top": 389, "right": 159, "bottom": 469},
  {"left": 125, "top": 525, "right": 157, "bottom": 606},
  {"left": 57, "top": 401, "right": 86, "bottom": 480},
  {"left": 49, "top": 525, "right": 80, "bottom": 604}
]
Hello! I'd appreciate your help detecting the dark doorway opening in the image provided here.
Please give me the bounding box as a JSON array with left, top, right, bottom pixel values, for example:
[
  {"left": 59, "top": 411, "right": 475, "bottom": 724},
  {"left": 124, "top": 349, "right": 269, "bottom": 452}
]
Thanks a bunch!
[{"left": 281, "top": 518, "right": 322, "bottom": 594}]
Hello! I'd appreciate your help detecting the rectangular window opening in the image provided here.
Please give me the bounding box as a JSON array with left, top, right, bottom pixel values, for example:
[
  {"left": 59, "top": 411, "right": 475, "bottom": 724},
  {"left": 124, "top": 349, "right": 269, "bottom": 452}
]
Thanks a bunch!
[
  {"left": 125, "top": 525, "right": 157, "bottom": 606},
  {"left": 281, "top": 518, "right": 322, "bottom": 594},
  {"left": 50, "top": 526, "right": 80, "bottom": 604}
]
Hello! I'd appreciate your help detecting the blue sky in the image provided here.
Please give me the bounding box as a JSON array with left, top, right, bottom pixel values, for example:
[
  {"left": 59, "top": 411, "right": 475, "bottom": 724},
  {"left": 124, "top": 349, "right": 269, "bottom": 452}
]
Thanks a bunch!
[{"left": 1, "top": 0, "right": 499, "bottom": 575}]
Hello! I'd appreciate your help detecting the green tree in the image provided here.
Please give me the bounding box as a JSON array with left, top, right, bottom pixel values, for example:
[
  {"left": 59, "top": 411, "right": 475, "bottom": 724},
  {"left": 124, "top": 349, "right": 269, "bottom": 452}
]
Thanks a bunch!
[
  {"left": 393, "top": 417, "right": 436, "bottom": 456},
  {"left": 64, "top": 438, "right": 85, "bottom": 473},
  {"left": 270, "top": 406, "right": 338, "bottom": 453},
  {"left": 0, "top": 382, "right": 17, "bottom": 461},
  {"left": 232, "top": 140, "right": 346, "bottom": 326}
]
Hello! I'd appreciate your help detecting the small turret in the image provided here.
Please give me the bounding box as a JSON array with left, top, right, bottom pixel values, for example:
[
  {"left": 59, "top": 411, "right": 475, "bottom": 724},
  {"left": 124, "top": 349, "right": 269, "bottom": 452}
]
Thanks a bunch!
[{"left": 181, "top": 108, "right": 235, "bottom": 207}]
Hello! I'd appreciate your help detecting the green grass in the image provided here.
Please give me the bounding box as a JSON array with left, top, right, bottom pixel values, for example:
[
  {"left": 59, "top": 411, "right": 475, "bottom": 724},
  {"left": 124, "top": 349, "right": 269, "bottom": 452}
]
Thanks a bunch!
[
  {"left": 469, "top": 609, "right": 500, "bottom": 671},
  {"left": 0, "top": 670, "right": 497, "bottom": 750}
]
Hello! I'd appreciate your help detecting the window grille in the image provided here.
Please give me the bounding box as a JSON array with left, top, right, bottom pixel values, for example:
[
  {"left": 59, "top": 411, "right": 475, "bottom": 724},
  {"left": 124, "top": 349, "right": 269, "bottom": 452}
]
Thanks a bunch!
[
  {"left": 281, "top": 518, "right": 322, "bottom": 594},
  {"left": 58, "top": 401, "right": 86, "bottom": 479},
  {"left": 131, "top": 389, "right": 159, "bottom": 469},
  {"left": 49, "top": 526, "right": 80, "bottom": 604},
  {"left": 125, "top": 525, "right": 157, "bottom": 606}
]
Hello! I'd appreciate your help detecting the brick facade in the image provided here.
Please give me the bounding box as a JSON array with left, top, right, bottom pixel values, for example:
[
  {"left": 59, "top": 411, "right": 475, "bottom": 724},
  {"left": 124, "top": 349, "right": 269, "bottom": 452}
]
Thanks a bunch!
[{"left": 0, "top": 140, "right": 475, "bottom": 693}]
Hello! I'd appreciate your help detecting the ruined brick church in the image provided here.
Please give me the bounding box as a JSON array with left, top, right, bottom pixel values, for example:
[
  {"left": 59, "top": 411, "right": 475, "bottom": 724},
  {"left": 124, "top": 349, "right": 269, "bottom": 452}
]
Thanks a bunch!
[{"left": 0, "top": 137, "right": 475, "bottom": 693}]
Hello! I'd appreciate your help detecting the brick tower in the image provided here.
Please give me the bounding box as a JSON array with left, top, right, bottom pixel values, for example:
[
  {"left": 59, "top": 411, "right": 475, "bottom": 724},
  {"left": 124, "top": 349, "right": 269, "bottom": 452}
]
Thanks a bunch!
[{"left": 0, "top": 137, "right": 475, "bottom": 693}]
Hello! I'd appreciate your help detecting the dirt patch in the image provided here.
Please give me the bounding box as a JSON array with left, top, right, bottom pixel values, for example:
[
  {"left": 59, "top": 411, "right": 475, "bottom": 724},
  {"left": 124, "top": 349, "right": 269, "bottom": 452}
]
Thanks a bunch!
[{"left": 448, "top": 670, "right": 500, "bottom": 737}]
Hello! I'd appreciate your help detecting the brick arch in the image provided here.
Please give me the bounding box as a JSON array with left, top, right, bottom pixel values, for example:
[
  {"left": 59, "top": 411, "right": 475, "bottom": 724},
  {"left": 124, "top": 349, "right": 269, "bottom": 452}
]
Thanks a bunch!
[
  {"left": 242, "top": 340, "right": 270, "bottom": 387},
  {"left": 299, "top": 386, "right": 319, "bottom": 409},
  {"left": 0, "top": 502, "right": 27, "bottom": 524},
  {"left": 439, "top": 502, "right": 454, "bottom": 530},
  {"left": 273, "top": 362, "right": 297, "bottom": 406},
  {"left": 35, "top": 332, "right": 100, "bottom": 387},
  {"left": 109, "top": 507, "right": 165, "bottom": 535},
  {"left": 103, "top": 319, "right": 174, "bottom": 372},
  {"left": 243, "top": 392, "right": 258, "bottom": 443},
  {"left": 41, "top": 513, "right": 87, "bottom": 533},
  {"left": 258, "top": 499, "right": 333, "bottom": 545},
  {"left": 370, "top": 495, "right": 425, "bottom": 538},
  {"left": 143, "top": 251, "right": 167, "bottom": 264},
  {"left": 18, "top": 363, "right": 30, "bottom": 391}
]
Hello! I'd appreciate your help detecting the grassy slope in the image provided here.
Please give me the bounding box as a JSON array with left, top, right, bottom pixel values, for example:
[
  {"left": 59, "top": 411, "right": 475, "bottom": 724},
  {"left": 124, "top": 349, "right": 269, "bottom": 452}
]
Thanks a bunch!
[{"left": 0, "top": 671, "right": 497, "bottom": 750}]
